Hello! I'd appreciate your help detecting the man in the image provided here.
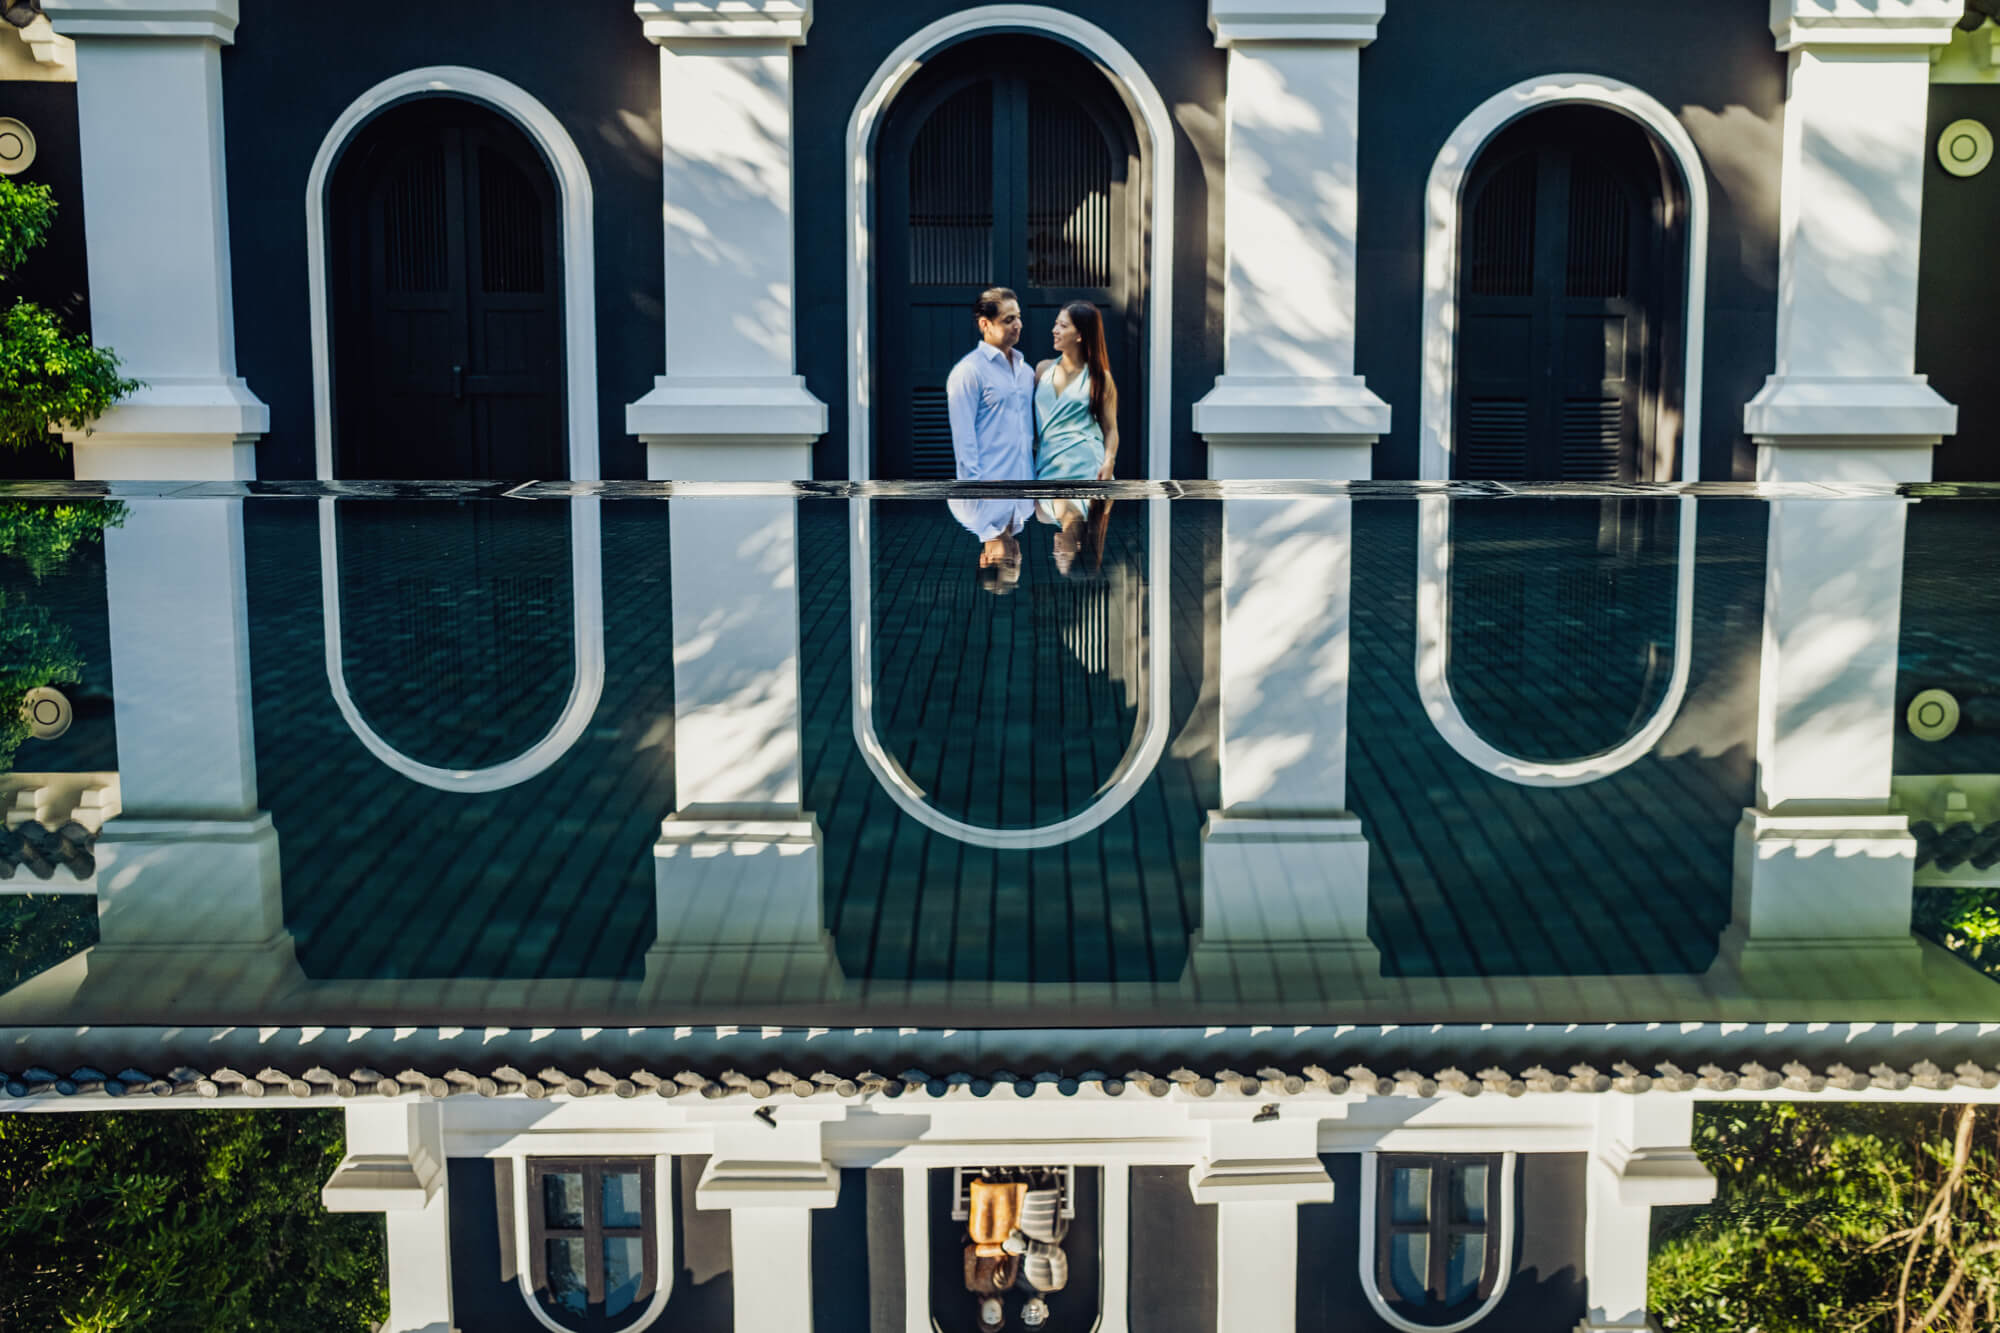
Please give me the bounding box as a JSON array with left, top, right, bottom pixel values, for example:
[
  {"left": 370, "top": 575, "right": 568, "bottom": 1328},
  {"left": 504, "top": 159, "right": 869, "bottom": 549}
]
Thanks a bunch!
[{"left": 945, "top": 286, "right": 1037, "bottom": 584}]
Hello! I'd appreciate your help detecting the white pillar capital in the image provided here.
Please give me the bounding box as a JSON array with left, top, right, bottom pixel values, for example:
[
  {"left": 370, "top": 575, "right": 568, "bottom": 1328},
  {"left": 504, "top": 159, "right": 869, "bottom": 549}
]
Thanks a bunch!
[
  {"left": 43, "top": 0, "right": 241, "bottom": 43},
  {"left": 1209, "top": 0, "right": 1384, "bottom": 46},
  {"left": 1579, "top": 1100, "right": 1713, "bottom": 1333},
  {"left": 1769, "top": 0, "right": 1963, "bottom": 51},
  {"left": 635, "top": 0, "right": 811, "bottom": 47}
]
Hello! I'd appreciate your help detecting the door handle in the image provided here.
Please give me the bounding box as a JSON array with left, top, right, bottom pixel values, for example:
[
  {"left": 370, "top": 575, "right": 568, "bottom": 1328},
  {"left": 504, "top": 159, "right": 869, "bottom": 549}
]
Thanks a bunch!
[{"left": 452, "top": 364, "right": 464, "bottom": 401}]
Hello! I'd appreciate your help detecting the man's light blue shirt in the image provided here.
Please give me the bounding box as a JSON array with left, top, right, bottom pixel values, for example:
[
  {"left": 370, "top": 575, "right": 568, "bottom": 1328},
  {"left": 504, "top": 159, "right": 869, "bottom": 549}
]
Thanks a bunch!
[{"left": 945, "top": 340, "right": 1035, "bottom": 482}]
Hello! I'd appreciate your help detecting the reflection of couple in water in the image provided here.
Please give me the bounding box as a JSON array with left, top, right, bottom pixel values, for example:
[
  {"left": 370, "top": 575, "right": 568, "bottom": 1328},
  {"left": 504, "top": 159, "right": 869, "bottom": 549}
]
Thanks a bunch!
[{"left": 945, "top": 286, "right": 1118, "bottom": 592}]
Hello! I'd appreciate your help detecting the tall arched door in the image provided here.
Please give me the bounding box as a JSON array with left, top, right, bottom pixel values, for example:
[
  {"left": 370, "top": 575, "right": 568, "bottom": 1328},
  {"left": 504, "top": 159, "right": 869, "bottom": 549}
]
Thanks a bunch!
[
  {"left": 329, "top": 97, "right": 566, "bottom": 480},
  {"left": 1454, "top": 106, "right": 1682, "bottom": 482},
  {"left": 875, "top": 36, "right": 1144, "bottom": 479}
]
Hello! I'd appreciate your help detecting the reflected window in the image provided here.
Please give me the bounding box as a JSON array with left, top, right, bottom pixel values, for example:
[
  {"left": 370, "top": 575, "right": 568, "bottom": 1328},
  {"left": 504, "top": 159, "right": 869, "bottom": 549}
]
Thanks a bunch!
[
  {"left": 1375, "top": 1155, "right": 1502, "bottom": 1322},
  {"left": 527, "top": 1158, "right": 658, "bottom": 1329}
]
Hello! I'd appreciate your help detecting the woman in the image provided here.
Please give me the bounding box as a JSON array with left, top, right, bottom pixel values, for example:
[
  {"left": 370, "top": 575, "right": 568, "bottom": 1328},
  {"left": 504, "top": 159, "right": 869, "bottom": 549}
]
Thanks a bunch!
[{"left": 1034, "top": 301, "right": 1119, "bottom": 573}]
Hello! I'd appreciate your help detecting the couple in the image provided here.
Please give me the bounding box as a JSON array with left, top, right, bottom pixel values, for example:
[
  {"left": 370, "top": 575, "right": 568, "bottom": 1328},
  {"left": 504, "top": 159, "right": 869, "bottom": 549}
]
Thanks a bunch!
[{"left": 945, "top": 286, "right": 1119, "bottom": 589}]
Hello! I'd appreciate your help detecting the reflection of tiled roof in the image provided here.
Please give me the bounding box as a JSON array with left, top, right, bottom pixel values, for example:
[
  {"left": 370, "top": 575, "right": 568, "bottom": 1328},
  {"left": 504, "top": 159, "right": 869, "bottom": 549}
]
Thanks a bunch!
[
  {"left": 1912, "top": 820, "right": 2000, "bottom": 871},
  {"left": 6, "top": 1059, "right": 1996, "bottom": 1101},
  {"left": 0, "top": 820, "right": 94, "bottom": 881}
]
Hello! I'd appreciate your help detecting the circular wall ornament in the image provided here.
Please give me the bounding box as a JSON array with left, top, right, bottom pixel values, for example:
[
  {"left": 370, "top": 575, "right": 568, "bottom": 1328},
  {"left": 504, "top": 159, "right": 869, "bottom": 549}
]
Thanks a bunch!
[
  {"left": 0, "top": 118, "right": 34, "bottom": 177},
  {"left": 1908, "top": 688, "right": 1960, "bottom": 742},
  {"left": 20, "top": 686, "right": 71, "bottom": 740},
  {"left": 1939, "top": 118, "right": 1993, "bottom": 178}
]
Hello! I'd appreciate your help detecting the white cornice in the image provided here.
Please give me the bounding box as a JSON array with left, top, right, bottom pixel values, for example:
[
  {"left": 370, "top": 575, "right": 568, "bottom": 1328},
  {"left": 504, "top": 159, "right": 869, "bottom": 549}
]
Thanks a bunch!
[
  {"left": 634, "top": 0, "right": 811, "bottom": 46},
  {"left": 41, "top": 0, "right": 239, "bottom": 42},
  {"left": 1770, "top": 0, "right": 1964, "bottom": 51},
  {"left": 1209, "top": 0, "right": 1385, "bottom": 46}
]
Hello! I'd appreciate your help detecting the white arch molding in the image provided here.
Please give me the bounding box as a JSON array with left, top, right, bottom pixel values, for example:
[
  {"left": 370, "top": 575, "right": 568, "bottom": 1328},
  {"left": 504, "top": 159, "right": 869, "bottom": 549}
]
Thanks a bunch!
[
  {"left": 1416, "top": 75, "right": 1708, "bottom": 786},
  {"left": 844, "top": 9, "right": 1174, "bottom": 849},
  {"left": 1357, "top": 1152, "right": 1519, "bottom": 1333},
  {"left": 305, "top": 68, "right": 604, "bottom": 793},
  {"left": 304, "top": 65, "right": 601, "bottom": 483}
]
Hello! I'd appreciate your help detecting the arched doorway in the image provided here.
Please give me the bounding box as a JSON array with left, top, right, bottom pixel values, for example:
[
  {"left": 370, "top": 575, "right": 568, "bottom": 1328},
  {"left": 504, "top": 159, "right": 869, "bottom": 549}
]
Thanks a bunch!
[
  {"left": 873, "top": 34, "right": 1144, "bottom": 480},
  {"left": 1452, "top": 105, "right": 1685, "bottom": 483},
  {"left": 328, "top": 96, "right": 566, "bottom": 480}
]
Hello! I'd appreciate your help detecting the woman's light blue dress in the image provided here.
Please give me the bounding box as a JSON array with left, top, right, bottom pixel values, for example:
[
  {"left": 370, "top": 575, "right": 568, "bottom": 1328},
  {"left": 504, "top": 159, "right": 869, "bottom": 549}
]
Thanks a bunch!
[{"left": 1034, "top": 363, "right": 1104, "bottom": 484}]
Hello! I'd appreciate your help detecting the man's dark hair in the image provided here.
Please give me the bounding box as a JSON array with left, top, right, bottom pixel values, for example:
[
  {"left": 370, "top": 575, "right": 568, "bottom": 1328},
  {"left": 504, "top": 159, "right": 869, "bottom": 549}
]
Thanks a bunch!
[{"left": 974, "top": 288, "right": 1018, "bottom": 324}]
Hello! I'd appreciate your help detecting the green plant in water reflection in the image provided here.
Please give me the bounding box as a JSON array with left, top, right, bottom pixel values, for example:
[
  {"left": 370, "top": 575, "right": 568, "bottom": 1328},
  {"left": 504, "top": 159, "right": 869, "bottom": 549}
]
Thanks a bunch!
[
  {"left": 0, "top": 177, "right": 140, "bottom": 453},
  {"left": 1914, "top": 886, "right": 2000, "bottom": 981},
  {"left": 0, "top": 499, "right": 120, "bottom": 773}
]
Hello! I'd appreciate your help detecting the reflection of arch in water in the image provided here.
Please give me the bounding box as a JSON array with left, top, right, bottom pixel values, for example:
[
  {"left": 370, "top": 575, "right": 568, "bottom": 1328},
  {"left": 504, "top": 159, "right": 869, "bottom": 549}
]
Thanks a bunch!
[
  {"left": 1416, "top": 75, "right": 1706, "bottom": 786},
  {"left": 318, "top": 497, "right": 604, "bottom": 793},
  {"left": 851, "top": 500, "right": 1168, "bottom": 850}
]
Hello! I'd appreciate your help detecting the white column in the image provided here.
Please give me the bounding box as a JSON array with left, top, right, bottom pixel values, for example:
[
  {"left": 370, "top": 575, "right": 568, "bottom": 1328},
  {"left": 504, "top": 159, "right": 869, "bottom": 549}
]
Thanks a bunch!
[
  {"left": 42, "top": 0, "right": 267, "bottom": 480},
  {"left": 647, "top": 488, "right": 835, "bottom": 1003},
  {"left": 692, "top": 1107, "right": 841, "bottom": 1333},
  {"left": 627, "top": 1, "right": 826, "bottom": 480},
  {"left": 1193, "top": 0, "right": 1391, "bottom": 480},
  {"left": 1745, "top": 0, "right": 1960, "bottom": 483},
  {"left": 1729, "top": 1, "right": 1960, "bottom": 981},
  {"left": 1190, "top": 1106, "right": 1333, "bottom": 1333},
  {"left": 86, "top": 500, "right": 297, "bottom": 1007},
  {"left": 1579, "top": 1099, "right": 1714, "bottom": 1332},
  {"left": 1189, "top": 3, "right": 1384, "bottom": 989}
]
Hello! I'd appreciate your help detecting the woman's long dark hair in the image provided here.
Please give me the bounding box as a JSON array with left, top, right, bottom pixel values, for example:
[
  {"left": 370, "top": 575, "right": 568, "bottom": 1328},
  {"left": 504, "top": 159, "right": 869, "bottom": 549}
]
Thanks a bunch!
[{"left": 1063, "top": 301, "right": 1117, "bottom": 438}]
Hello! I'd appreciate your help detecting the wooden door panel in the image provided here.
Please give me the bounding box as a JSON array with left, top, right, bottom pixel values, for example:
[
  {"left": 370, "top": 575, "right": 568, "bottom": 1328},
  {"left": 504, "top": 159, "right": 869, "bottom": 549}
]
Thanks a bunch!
[{"left": 331, "top": 101, "right": 565, "bottom": 480}]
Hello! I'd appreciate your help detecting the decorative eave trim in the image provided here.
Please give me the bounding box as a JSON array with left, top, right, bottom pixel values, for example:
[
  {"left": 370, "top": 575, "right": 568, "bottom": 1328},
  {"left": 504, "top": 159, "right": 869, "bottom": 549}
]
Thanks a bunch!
[
  {"left": 634, "top": 0, "right": 811, "bottom": 46},
  {"left": 1209, "top": 0, "right": 1385, "bottom": 46},
  {"left": 40, "top": 0, "right": 240, "bottom": 43},
  {"left": 8, "top": 1057, "right": 2000, "bottom": 1105},
  {"left": 1770, "top": 0, "right": 1964, "bottom": 51}
]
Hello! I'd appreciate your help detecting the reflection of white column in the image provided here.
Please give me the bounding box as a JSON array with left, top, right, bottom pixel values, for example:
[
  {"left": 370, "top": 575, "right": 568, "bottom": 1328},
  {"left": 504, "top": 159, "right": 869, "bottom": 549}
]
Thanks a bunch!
[
  {"left": 1195, "top": 496, "right": 1377, "bottom": 984},
  {"left": 646, "top": 494, "right": 835, "bottom": 1002},
  {"left": 1579, "top": 1099, "right": 1714, "bottom": 1333},
  {"left": 627, "top": 1, "right": 826, "bottom": 481},
  {"left": 694, "top": 1108, "right": 841, "bottom": 1333},
  {"left": 43, "top": 1, "right": 267, "bottom": 480},
  {"left": 90, "top": 500, "right": 298, "bottom": 1002},
  {"left": 1191, "top": 1106, "right": 1332, "bottom": 1333},
  {"left": 1732, "top": 2, "right": 1958, "bottom": 981},
  {"left": 1192, "top": 0, "right": 1390, "bottom": 480}
]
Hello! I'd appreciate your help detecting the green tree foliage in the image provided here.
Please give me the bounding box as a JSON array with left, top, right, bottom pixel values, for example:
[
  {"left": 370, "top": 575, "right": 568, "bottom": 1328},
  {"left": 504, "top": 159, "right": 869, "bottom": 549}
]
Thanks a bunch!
[
  {"left": 1653, "top": 1102, "right": 2000, "bottom": 1332},
  {"left": 0, "top": 1109, "right": 388, "bottom": 1331},
  {"left": 0, "top": 176, "right": 139, "bottom": 453}
]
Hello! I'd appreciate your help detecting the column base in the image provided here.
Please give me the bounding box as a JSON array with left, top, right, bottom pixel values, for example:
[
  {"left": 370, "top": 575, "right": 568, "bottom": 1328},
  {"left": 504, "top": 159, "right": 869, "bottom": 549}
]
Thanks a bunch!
[
  {"left": 1719, "top": 808, "right": 1923, "bottom": 992},
  {"left": 65, "top": 378, "right": 268, "bottom": 481},
  {"left": 1744, "top": 375, "right": 1952, "bottom": 482},
  {"left": 645, "top": 815, "right": 842, "bottom": 1004},
  {"left": 1195, "top": 375, "right": 1387, "bottom": 480},
  {"left": 629, "top": 375, "right": 825, "bottom": 480},
  {"left": 1188, "top": 815, "right": 1379, "bottom": 989}
]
